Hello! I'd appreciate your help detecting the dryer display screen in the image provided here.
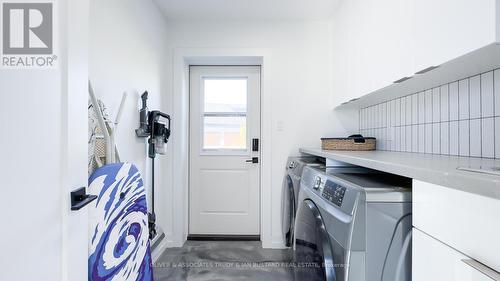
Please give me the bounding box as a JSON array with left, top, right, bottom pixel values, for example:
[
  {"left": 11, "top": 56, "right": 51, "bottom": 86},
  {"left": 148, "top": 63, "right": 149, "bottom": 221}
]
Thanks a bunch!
[{"left": 322, "top": 180, "right": 346, "bottom": 207}]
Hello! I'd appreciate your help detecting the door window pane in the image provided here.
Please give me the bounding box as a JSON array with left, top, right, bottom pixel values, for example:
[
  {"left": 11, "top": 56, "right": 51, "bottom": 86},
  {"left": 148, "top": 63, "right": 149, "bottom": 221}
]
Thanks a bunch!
[
  {"left": 204, "top": 79, "right": 247, "bottom": 113},
  {"left": 203, "top": 116, "right": 247, "bottom": 150}
]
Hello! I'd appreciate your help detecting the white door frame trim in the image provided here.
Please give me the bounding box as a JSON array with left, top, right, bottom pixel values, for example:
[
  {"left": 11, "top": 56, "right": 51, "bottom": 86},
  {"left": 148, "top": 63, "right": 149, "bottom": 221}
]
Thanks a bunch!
[{"left": 169, "top": 48, "right": 276, "bottom": 248}]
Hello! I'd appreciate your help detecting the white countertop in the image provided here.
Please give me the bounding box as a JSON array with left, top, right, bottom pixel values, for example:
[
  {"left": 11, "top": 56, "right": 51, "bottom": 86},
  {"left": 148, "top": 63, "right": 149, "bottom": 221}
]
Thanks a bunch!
[{"left": 300, "top": 148, "right": 500, "bottom": 200}]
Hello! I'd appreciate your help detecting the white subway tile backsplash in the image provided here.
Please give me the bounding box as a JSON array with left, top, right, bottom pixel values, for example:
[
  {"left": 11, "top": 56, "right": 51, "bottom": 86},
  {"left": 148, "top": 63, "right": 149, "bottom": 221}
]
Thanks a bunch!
[
  {"left": 418, "top": 91, "right": 425, "bottom": 123},
  {"left": 381, "top": 103, "right": 387, "bottom": 127},
  {"left": 405, "top": 96, "right": 412, "bottom": 126},
  {"left": 450, "top": 121, "right": 459, "bottom": 156},
  {"left": 395, "top": 99, "right": 401, "bottom": 126},
  {"left": 378, "top": 104, "right": 382, "bottom": 127},
  {"left": 382, "top": 128, "right": 388, "bottom": 150},
  {"left": 432, "top": 123, "right": 440, "bottom": 154},
  {"left": 400, "top": 98, "right": 406, "bottom": 126},
  {"left": 458, "top": 79, "right": 469, "bottom": 120},
  {"left": 440, "top": 122, "right": 449, "bottom": 155},
  {"left": 495, "top": 70, "right": 500, "bottom": 116},
  {"left": 364, "top": 107, "right": 373, "bottom": 129},
  {"left": 496, "top": 117, "right": 500, "bottom": 158},
  {"left": 364, "top": 110, "right": 368, "bottom": 129},
  {"left": 412, "top": 125, "right": 418, "bottom": 152},
  {"left": 418, "top": 124, "right": 425, "bottom": 153},
  {"left": 401, "top": 97, "right": 406, "bottom": 126},
  {"left": 371, "top": 106, "right": 376, "bottom": 128},
  {"left": 386, "top": 139, "right": 393, "bottom": 151},
  {"left": 372, "top": 105, "right": 376, "bottom": 128},
  {"left": 469, "top": 119, "right": 481, "bottom": 157},
  {"left": 400, "top": 126, "right": 406, "bottom": 152},
  {"left": 482, "top": 118, "right": 494, "bottom": 158},
  {"left": 406, "top": 126, "right": 412, "bottom": 152},
  {"left": 376, "top": 129, "right": 382, "bottom": 150},
  {"left": 425, "top": 90, "right": 433, "bottom": 123},
  {"left": 469, "top": 75, "right": 481, "bottom": 119},
  {"left": 459, "top": 120, "right": 470, "bottom": 156},
  {"left": 361, "top": 110, "right": 365, "bottom": 129},
  {"left": 386, "top": 101, "right": 391, "bottom": 128},
  {"left": 440, "top": 85, "right": 449, "bottom": 122},
  {"left": 432, "top": 87, "right": 440, "bottom": 123},
  {"left": 425, "top": 124, "right": 433, "bottom": 154},
  {"left": 411, "top": 94, "right": 418, "bottom": 125},
  {"left": 360, "top": 68, "right": 500, "bottom": 159},
  {"left": 390, "top": 99, "right": 396, "bottom": 126},
  {"left": 481, "top": 72, "right": 494, "bottom": 118},
  {"left": 395, "top": 127, "right": 401, "bottom": 151},
  {"left": 368, "top": 107, "right": 372, "bottom": 127},
  {"left": 360, "top": 111, "right": 364, "bottom": 130},
  {"left": 449, "top": 82, "right": 459, "bottom": 121}
]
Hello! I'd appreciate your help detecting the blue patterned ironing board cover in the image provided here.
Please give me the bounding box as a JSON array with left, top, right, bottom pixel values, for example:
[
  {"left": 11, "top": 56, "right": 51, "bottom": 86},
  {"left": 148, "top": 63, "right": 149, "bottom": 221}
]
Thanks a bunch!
[{"left": 88, "top": 163, "right": 153, "bottom": 281}]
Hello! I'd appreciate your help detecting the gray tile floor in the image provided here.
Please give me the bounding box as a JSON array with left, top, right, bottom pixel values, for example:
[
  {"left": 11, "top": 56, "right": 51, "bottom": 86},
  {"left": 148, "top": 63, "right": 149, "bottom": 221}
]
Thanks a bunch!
[{"left": 154, "top": 241, "right": 294, "bottom": 281}]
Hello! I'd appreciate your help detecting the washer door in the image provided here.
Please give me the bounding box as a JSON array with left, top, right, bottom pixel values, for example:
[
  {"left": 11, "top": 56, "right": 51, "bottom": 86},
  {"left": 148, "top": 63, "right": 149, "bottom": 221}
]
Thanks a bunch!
[
  {"left": 294, "top": 199, "right": 336, "bottom": 281},
  {"left": 281, "top": 174, "right": 296, "bottom": 247}
]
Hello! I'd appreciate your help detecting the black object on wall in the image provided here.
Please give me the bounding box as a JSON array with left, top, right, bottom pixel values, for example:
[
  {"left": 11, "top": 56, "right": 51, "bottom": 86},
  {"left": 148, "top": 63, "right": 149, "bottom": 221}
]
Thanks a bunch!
[{"left": 70, "top": 187, "right": 97, "bottom": 211}]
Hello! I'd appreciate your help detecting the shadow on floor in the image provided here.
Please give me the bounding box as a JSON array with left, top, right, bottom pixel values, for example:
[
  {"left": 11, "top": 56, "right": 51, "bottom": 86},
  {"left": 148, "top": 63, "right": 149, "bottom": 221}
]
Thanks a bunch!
[{"left": 154, "top": 241, "right": 294, "bottom": 281}]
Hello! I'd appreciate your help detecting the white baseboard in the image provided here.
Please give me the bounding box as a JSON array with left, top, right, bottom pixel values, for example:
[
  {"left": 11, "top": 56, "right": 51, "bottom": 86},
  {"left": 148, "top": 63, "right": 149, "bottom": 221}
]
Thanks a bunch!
[
  {"left": 261, "top": 238, "right": 287, "bottom": 249},
  {"left": 151, "top": 236, "right": 186, "bottom": 262},
  {"left": 151, "top": 239, "right": 168, "bottom": 262},
  {"left": 165, "top": 240, "right": 184, "bottom": 248}
]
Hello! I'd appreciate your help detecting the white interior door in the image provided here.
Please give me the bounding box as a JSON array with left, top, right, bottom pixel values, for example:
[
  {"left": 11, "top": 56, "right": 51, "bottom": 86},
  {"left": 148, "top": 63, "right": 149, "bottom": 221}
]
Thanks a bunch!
[
  {"left": 0, "top": 1, "right": 89, "bottom": 280},
  {"left": 189, "top": 66, "right": 261, "bottom": 235}
]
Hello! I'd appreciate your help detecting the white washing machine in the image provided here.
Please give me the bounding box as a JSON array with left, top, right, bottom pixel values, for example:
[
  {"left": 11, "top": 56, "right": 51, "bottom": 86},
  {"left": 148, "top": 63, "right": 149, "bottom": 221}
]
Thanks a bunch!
[{"left": 294, "top": 166, "right": 412, "bottom": 281}]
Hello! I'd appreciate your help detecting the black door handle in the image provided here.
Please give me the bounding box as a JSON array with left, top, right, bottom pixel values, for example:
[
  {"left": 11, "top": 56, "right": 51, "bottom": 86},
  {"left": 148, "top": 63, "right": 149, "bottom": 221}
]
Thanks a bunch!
[{"left": 246, "top": 157, "right": 259, "bottom": 164}]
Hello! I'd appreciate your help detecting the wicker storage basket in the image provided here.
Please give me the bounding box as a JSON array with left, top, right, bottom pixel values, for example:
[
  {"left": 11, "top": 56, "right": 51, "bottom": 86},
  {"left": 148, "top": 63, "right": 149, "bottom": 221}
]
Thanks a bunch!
[{"left": 321, "top": 135, "right": 376, "bottom": 151}]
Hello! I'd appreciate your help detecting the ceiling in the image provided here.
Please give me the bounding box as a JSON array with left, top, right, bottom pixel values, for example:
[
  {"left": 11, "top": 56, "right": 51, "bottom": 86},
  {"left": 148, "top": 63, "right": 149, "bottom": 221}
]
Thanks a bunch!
[{"left": 154, "top": 0, "right": 341, "bottom": 21}]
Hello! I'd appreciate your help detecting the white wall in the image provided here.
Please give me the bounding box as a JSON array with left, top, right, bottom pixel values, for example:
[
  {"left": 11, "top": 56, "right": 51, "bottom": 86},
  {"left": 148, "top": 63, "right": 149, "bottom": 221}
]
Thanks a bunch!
[
  {"left": 89, "top": 0, "right": 171, "bottom": 234},
  {"left": 163, "top": 20, "right": 358, "bottom": 247},
  {"left": 0, "top": 0, "right": 89, "bottom": 280}
]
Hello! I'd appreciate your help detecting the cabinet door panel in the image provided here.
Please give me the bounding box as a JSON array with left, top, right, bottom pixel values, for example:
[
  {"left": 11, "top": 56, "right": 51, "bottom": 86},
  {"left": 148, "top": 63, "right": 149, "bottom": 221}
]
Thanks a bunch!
[
  {"left": 413, "top": 229, "right": 496, "bottom": 281},
  {"left": 345, "top": 0, "right": 416, "bottom": 99},
  {"left": 331, "top": 1, "right": 353, "bottom": 103},
  {"left": 346, "top": 0, "right": 377, "bottom": 99},
  {"left": 413, "top": 228, "right": 467, "bottom": 281},
  {"left": 413, "top": 0, "right": 496, "bottom": 72},
  {"left": 413, "top": 180, "right": 500, "bottom": 273},
  {"left": 370, "top": 0, "right": 415, "bottom": 91}
]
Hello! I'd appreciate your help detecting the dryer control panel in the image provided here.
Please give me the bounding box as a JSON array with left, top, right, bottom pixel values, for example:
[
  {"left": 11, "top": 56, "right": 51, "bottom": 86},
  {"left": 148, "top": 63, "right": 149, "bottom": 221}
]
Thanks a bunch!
[{"left": 322, "top": 180, "right": 346, "bottom": 207}]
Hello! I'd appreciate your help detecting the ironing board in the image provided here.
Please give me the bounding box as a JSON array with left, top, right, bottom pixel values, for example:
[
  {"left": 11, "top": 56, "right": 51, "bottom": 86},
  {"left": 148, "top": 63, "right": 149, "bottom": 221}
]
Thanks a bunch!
[{"left": 88, "top": 163, "right": 153, "bottom": 281}]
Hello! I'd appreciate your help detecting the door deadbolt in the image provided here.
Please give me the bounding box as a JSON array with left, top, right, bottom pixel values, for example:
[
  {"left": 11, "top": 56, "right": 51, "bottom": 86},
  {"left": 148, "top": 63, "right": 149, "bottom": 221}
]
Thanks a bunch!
[{"left": 252, "top": 138, "right": 259, "bottom": 152}]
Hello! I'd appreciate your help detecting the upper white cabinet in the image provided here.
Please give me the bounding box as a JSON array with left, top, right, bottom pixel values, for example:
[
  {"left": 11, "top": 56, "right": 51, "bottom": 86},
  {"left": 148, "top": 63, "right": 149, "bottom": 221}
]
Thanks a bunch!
[
  {"left": 369, "top": 0, "right": 415, "bottom": 91},
  {"left": 413, "top": 0, "right": 497, "bottom": 73},
  {"left": 332, "top": 0, "right": 499, "bottom": 107},
  {"left": 332, "top": 0, "right": 415, "bottom": 102}
]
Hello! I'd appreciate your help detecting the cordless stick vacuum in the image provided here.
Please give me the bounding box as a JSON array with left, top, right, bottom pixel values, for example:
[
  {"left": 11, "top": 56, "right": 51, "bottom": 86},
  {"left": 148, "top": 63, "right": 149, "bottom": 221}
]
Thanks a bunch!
[{"left": 136, "top": 92, "right": 171, "bottom": 240}]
